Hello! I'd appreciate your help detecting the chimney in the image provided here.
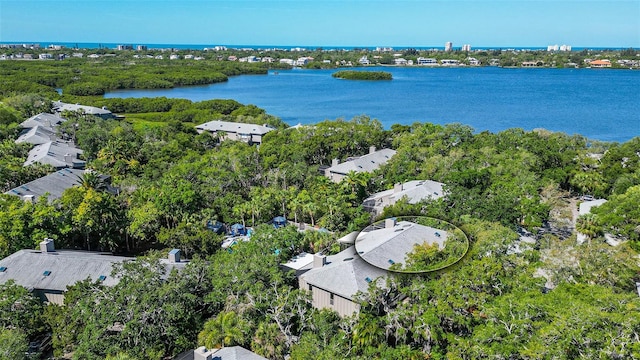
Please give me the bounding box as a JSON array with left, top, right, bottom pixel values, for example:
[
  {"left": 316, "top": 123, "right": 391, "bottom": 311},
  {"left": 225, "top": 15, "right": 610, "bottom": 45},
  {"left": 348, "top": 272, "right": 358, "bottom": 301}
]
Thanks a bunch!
[
  {"left": 23, "top": 194, "right": 35, "bottom": 203},
  {"left": 168, "top": 249, "right": 181, "bottom": 263},
  {"left": 313, "top": 253, "right": 327, "bottom": 268},
  {"left": 331, "top": 158, "right": 339, "bottom": 167},
  {"left": 385, "top": 218, "right": 397, "bottom": 229},
  {"left": 193, "top": 346, "right": 217, "bottom": 360},
  {"left": 369, "top": 146, "right": 376, "bottom": 154},
  {"left": 393, "top": 183, "right": 403, "bottom": 193},
  {"left": 64, "top": 153, "right": 73, "bottom": 163},
  {"left": 40, "top": 238, "right": 55, "bottom": 252}
]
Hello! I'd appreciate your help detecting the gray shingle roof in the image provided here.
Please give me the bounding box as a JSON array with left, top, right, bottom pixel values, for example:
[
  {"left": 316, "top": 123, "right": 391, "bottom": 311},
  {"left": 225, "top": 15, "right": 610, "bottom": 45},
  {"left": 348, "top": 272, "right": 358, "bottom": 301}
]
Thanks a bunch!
[
  {"left": 366, "top": 180, "right": 444, "bottom": 205},
  {"left": 326, "top": 148, "right": 396, "bottom": 175},
  {"left": 24, "top": 141, "right": 84, "bottom": 168},
  {"left": 300, "top": 246, "right": 387, "bottom": 299},
  {"left": 389, "top": 180, "right": 444, "bottom": 203},
  {"left": 179, "top": 346, "right": 267, "bottom": 360},
  {"left": 0, "top": 248, "right": 189, "bottom": 293},
  {"left": 0, "top": 249, "right": 131, "bottom": 291},
  {"left": 53, "top": 101, "right": 113, "bottom": 116},
  {"left": 210, "top": 347, "right": 268, "bottom": 360},
  {"left": 19, "top": 113, "right": 66, "bottom": 129},
  {"left": 195, "top": 120, "right": 274, "bottom": 136},
  {"left": 355, "top": 221, "right": 448, "bottom": 270},
  {"left": 15, "top": 125, "right": 58, "bottom": 145},
  {"left": 4, "top": 168, "right": 84, "bottom": 201}
]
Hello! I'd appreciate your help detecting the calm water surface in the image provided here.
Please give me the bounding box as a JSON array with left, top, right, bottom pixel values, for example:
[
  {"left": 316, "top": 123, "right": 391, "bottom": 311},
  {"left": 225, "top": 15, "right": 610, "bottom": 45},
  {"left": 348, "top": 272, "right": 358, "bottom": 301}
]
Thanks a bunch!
[{"left": 105, "top": 67, "right": 640, "bottom": 142}]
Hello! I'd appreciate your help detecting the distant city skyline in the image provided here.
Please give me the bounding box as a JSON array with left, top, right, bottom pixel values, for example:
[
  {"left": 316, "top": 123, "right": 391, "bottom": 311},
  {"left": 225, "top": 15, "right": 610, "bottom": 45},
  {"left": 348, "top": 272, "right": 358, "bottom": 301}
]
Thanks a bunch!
[{"left": 1, "top": 1, "right": 639, "bottom": 48}]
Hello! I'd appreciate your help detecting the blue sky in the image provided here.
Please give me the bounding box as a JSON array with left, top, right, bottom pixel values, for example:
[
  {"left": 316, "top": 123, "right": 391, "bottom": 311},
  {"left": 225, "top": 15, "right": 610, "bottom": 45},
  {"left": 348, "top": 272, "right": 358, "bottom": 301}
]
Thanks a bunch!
[{"left": 1, "top": 0, "right": 639, "bottom": 47}]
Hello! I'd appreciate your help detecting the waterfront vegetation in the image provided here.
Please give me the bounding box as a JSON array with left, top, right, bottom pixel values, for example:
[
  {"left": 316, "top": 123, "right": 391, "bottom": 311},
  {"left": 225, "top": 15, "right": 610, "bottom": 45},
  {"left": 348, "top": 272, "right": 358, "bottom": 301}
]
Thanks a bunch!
[
  {"left": 332, "top": 70, "right": 392, "bottom": 80},
  {"left": 0, "top": 57, "right": 639, "bottom": 359}
]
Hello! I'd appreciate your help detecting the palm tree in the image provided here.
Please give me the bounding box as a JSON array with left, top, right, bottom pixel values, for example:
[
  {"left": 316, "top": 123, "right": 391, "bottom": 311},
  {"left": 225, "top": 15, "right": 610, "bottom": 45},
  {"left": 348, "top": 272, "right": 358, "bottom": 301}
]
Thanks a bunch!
[
  {"left": 302, "top": 201, "right": 318, "bottom": 227},
  {"left": 288, "top": 194, "right": 304, "bottom": 225},
  {"left": 76, "top": 171, "right": 106, "bottom": 191},
  {"left": 232, "top": 202, "right": 251, "bottom": 228},
  {"left": 198, "top": 311, "right": 249, "bottom": 349},
  {"left": 576, "top": 213, "right": 602, "bottom": 242}
]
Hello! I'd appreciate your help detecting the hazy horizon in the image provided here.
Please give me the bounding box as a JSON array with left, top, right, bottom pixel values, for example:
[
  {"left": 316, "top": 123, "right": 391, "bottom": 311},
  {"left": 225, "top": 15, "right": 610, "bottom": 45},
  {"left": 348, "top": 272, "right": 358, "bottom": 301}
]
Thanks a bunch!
[{"left": 1, "top": 1, "right": 639, "bottom": 48}]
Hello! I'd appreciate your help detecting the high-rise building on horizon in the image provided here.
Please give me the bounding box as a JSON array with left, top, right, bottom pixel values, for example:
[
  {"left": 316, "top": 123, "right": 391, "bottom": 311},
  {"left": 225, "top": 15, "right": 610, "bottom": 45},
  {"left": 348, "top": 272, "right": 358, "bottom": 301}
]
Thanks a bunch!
[
  {"left": 462, "top": 44, "right": 471, "bottom": 51},
  {"left": 547, "top": 44, "right": 572, "bottom": 52},
  {"left": 445, "top": 41, "right": 453, "bottom": 52}
]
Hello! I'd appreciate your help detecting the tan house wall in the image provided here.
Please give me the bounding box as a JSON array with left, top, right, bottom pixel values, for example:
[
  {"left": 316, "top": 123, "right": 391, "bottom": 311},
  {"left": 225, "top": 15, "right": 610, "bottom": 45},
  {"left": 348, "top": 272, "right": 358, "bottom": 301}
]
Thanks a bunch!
[{"left": 300, "top": 277, "right": 359, "bottom": 317}]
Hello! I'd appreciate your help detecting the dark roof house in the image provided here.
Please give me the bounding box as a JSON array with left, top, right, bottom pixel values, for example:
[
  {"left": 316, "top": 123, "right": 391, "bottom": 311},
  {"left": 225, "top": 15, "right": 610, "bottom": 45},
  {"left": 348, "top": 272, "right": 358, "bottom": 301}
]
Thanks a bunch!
[
  {"left": 0, "top": 239, "right": 187, "bottom": 305},
  {"left": 324, "top": 147, "right": 396, "bottom": 183},
  {"left": 4, "top": 168, "right": 84, "bottom": 202}
]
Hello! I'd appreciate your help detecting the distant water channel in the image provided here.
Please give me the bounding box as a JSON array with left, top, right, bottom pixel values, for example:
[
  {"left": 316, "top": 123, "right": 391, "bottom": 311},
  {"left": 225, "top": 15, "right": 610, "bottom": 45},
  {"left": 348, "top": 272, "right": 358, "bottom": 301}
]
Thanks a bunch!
[{"left": 105, "top": 67, "right": 640, "bottom": 143}]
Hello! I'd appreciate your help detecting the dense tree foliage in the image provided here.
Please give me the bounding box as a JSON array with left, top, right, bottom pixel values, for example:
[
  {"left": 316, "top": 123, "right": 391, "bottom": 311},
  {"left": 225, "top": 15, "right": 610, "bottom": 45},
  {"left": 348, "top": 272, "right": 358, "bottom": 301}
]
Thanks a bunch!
[{"left": 332, "top": 70, "right": 392, "bottom": 80}]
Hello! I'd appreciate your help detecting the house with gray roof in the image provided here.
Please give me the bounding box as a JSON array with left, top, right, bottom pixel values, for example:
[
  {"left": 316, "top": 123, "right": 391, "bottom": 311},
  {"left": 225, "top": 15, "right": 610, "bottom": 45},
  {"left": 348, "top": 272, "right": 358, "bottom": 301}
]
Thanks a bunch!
[
  {"left": 19, "top": 113, "right": 66, "bottom": 129},
  {"left": 0, "top": 239, "right": 188, "bottom": 305},
  {"left": 298, "top": 247, "right": 388, "bottom": 317},
  {"left": 363, "top": 180, "right": 445, "bottom": 216},
  {"left": 355, "top": 219, "right": 448, "bottom": 271},
  {"left": 298, "top": 218, "right": 452, "bottom": 316},
  {"left": 175, "top": 346, "right": 267, "bottom": 360},
  {"left": 4, "top": 168, "right": 84, "bottom": 202},
  {"left": 24, "top": 141, "right": 85, "bottom": 169},
  {"left": 52, "top": 101, "right": 114, "bottom": 119},
  {"left": 324, "top": 147, "right": 396, "bottom": 183},
  {"left": 15, "top": 125, "right": 59, "bottom": 145},
  {"left": 195, "top": 120, "right": 274, "bottom": 145},
  {"left": 0, "top": 239, "right": 129, "bottom": 304}
]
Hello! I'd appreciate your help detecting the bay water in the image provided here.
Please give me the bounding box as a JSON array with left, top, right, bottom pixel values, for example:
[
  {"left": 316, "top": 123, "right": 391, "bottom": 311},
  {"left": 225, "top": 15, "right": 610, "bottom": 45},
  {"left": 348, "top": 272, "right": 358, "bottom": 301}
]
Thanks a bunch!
[{"left": 105, "top": 67, "right": 640, "bottom": 143}]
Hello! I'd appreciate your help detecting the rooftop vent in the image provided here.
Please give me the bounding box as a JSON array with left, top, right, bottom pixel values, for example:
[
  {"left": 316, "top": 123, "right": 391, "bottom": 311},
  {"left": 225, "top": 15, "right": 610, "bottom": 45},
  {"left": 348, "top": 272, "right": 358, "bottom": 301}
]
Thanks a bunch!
[
  {"left": 0, "top": 266, "right": 7, "bottom": 272},
  {"left": 388, "top": 259, "right": 395, "bottom": 265},
  {"left": 313, "top": 254, "right": 327, "bottom": 268},
  {"left": 43, "top": 270, "right": 51, "bottom": 276},
  {"left": 365, "top": 277, "right": 372, "bottom": 283},
  {"left": 40, "top": 238, "right": 55, "bottom": 253},
  {"left": 168, "top": 249, "right": 181, "bottom": 263}
]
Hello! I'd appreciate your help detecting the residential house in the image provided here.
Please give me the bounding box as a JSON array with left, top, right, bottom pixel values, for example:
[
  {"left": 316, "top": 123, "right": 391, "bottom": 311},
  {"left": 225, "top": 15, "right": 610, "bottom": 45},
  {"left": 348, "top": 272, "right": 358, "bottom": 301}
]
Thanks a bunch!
[
  {"left": 358, "top": 56, "right": 370, "bottom": 65},
  {"left": 394, "top": 58, "right": 408, "bottom": 65},
  {"left": 324, "top": 147, "right": 396, "bottom": 183},
  {"left": 195, "top": 120, "right": 274, "bottom": 145},
  {"left": 295, "top": 57, "right": 313, "bottom": 66},
  {"left": 17, "top": 113, "right": 66, "bottom": 143},
  {"left": 174, "top": 346, "right": 267, "bottom": 360},
  {"left": 0, "top": 240, "right": 187, "bottom": 305},
  {"left": 417, "top": 57, "right": 438, "bottom": 65},
  {"left": 362, "top": 180, "right": 445, "bottom": 216},
  {"left": 24, "top": 141, "right": 84, "bottom": 169},
  {"left": 52, "top": 101, "right": 114, "bottom": 119},
  {"left": 589, "top": 59, "right": 611, "bottom": 68},
  {"left": 467, "top": 57, "right": 481, "bottom": 66},
  {"left": 4, "top": 168, "right": 84, "bottom": 202},
  {"left": 355, "top": 218, "right": 448, "bottom": 271},
  {"left": 440, "top": 59, "right": 460, "bottom": 66},
  {"left": 299, "top": 247, "right": 388, "bottom": 316},
  {"left": 15, "top": 125, "right": 58, "bottom": 145}
]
